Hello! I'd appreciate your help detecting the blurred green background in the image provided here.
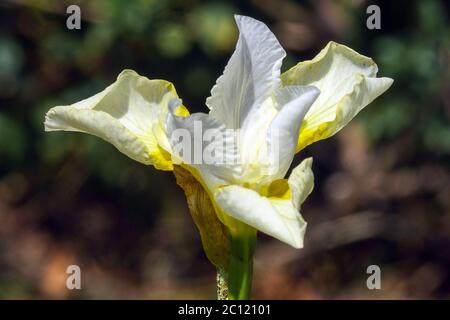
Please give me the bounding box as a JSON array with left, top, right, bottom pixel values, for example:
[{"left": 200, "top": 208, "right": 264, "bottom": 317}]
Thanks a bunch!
[{"left": 0, "top": 0, "right": 449, "bottom": 299}]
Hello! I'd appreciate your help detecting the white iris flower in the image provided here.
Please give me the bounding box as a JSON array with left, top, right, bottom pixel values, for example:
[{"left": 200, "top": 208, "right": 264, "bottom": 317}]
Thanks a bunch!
[{"left": 45, "top": 15, "right": 393, "bottom": 299}]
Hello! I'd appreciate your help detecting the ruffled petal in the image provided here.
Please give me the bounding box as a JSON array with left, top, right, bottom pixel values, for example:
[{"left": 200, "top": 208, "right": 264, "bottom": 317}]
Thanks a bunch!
[
  {"left": 288, "top": 157, "right": 314, "bottom": 210},
  {"left": 281, "top": 42, "right": 393, "bottom": 151},
  {"left": 206, "top": 15, "right": 287, "bottom": 170},
  {"left": 44, "top": 69, "right": 187, "bottom": 170},
  {"left": 206, "top": 15, "right": 286, "bottom": 130}
]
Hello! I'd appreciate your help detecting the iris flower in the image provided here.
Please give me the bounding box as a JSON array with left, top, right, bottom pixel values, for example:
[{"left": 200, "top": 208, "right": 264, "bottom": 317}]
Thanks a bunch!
[{"left": 44, "top": 15, "right": 393, "bottom": 299}]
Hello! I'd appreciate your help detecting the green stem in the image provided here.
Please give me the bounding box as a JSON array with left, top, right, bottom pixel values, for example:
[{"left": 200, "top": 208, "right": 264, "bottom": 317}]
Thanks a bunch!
[{"left": 227, "top": 222, "right": 257, "bottom": 300}]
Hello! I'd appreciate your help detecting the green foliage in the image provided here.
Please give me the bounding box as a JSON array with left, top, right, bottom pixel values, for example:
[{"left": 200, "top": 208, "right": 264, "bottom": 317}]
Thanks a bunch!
[{"left": 0, "top": 113, "right": 27, "bottom": 163}]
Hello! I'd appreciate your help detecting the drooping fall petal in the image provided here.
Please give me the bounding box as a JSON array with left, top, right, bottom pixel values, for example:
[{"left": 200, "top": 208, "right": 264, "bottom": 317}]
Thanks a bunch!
[
  {"left": 281, "top": 42, "right": 394, "bottom": 152},
  {"left": 213, "top": 158, "right": 314, "bottom": 248},
  {"left": 45, "top": 69, "right": 188, "bottom": 170}
]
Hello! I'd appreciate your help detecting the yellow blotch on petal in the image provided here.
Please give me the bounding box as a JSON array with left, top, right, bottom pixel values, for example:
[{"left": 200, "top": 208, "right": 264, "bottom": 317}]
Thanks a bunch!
[{"left": 281, "top": 42, "right": 393, "bottom": 152}]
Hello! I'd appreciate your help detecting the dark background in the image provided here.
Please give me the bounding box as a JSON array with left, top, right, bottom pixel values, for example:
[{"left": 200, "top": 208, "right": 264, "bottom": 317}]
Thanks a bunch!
[{"left": 0, "top": 0, "right": 449, "bottom": 299}]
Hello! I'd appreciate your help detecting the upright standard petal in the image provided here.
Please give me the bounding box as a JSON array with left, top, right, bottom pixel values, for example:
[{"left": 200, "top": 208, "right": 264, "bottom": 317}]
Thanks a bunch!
[
  {"left": 206, "top": 15, "right": 286, "bottom": 170},
  {"left": 45, "top": 70, "right": 188, "bottom": 170},
  {"left": 166, "top": 99, "right": 240, "bottom": 189},
  {"left": 281, "top": 42, "right": 393, "bottom": 151},
  {"left": 261, "top": 86, "right": 319, "bottom": 180},
  {"left": 206, "top": 15, "right": 286, "bottom": 129}
]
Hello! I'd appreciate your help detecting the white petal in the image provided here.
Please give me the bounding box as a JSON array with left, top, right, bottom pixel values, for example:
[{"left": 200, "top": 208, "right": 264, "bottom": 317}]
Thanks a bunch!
[
  {"left": 288, "top": 157, "right": 314, "bottom": 210},
  {"left": 282, "top": 42, "right": 393, "bottom": 151},
  {"left": 214, "top": 185, "right": 306, "bottom": 248},
  {"left": 166, "top": 100, "right": 240, "bottom": 189},
  {"left": 206, "top": 15, "right": 286, "bottom": 130},
  {"left": 262, "top": 86, "right": 319, "bottom": 179},
  {"left": 45, "top": 70, "right": 183, "bottom": 170}
]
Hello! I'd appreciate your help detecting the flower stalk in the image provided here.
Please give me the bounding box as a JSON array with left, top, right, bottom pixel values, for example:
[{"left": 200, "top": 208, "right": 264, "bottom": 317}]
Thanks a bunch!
[
  {"left": 216, "top": 222, "right": 256, "bottom": 300},
  {"left": 227, "top": 223, "right": 256, "bottom": 300}
]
